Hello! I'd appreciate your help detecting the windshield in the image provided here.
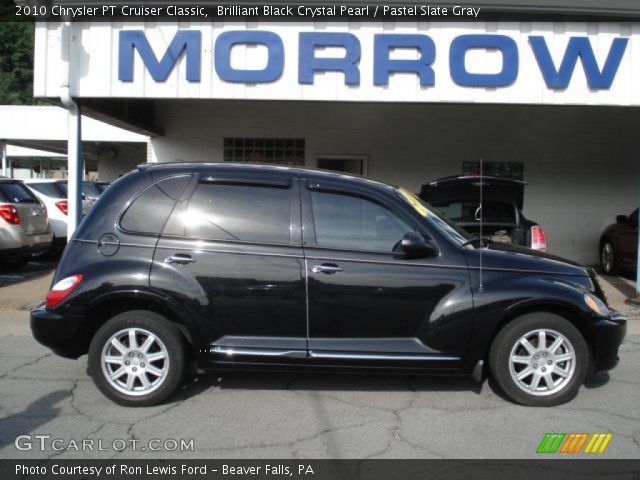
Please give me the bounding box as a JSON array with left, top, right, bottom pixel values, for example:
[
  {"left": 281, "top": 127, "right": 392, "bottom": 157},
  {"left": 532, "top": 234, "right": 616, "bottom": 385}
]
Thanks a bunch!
[
  {"left": 397, "top": 187, "right": 472, "bottom": 246},
  {"left": 28, "top": 181, "right": 67, "bottom": 199},
  {"left": 0, "top": 183, "right": 38, "bottom": 204}
]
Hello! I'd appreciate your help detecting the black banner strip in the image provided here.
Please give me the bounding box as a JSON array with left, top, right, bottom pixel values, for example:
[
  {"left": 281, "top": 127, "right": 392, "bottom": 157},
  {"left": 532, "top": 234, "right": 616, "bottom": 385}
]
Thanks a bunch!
[
  {"left": 2, "top": 459, "right": 640, "bottom": 480},
  {"left": 6, "top": 1, "right": 640, "bottom": 22}
]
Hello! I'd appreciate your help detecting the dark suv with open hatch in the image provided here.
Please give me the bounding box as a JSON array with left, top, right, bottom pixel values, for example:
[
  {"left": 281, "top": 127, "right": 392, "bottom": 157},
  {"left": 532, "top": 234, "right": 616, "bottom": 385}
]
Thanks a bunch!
[{"left": 31, "top": 164, "right": 626, "bottom": 407}]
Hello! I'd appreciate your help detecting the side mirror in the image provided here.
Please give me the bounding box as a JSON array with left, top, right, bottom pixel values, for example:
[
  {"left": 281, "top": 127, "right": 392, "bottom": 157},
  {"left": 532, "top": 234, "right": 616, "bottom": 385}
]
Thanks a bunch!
[
  {"left": 616, "top": 215, "right": 628, "bottom": 224},
  {"left": 401, "top": 232, "right": 437, "bottom": 259}
]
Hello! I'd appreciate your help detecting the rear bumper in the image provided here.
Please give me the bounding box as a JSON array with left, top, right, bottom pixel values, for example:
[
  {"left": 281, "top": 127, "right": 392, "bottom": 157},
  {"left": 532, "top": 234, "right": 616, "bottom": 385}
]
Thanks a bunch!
[
  {"left": 30, "top": 305, "right": 85, "bottom": 359},
  {"left": 592, "top": 310, "right": 627, "bottom": 372},
  {"left": 0, "top": 233, "right": 53, "bottom": 259}
]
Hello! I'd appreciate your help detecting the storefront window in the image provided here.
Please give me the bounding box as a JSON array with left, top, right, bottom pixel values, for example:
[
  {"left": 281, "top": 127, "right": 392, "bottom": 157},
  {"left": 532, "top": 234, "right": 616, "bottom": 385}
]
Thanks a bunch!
[{"left": 223, "top": 138, "right": 305, "bottom": 165}]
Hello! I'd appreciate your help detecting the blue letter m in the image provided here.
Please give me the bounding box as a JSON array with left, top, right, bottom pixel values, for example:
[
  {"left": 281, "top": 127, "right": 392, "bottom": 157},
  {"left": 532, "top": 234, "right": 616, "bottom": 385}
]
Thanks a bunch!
[
  {"left": 119, "top": 30, "right": 201, "bottom": 82},
  {"left": 529, "top": 36, "right": 627, "bottom": 90}
]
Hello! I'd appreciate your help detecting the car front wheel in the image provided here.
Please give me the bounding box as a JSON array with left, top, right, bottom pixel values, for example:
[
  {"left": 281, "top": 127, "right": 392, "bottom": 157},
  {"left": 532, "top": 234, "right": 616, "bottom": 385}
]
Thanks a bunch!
[
  {"left": 88, "top": 310, "right": 186, "bottom": 406},
  {"left": 600, "top": 241, "right": 617, "bottom": 274},
  {"left": 489, "top": 313, "right": 588, "bottom": 406}
]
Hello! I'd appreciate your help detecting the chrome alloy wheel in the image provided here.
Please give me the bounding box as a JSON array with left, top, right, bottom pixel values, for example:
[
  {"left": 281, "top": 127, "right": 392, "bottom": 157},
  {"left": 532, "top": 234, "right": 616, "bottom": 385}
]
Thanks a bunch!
[
  {"left": 101, "top": 328, "right": 170, "bottom": 396},
  {"left": 601, "top": 243, "right": 615, "bottom": 273},
  {"left": 508, "top": 329, "right": 576, "bottom": 396}
]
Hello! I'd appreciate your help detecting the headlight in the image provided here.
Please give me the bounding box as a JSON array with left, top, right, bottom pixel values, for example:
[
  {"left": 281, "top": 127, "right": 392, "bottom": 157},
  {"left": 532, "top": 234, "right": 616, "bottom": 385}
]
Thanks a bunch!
[{"left": 584, "top": 293, "right": 609, "bottom": 317}]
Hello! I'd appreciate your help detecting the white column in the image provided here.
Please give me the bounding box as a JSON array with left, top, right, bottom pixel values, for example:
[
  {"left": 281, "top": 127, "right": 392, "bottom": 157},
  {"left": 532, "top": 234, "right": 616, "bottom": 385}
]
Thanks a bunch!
[
  {"left": 66, "top": 103, "right": 83, "bottom": 239},
  {"left": 1, "top": 142, "right": 6, "bottom": 177},
  {"left": 60, "top": 20, "right": 84, "bottom": 239}
]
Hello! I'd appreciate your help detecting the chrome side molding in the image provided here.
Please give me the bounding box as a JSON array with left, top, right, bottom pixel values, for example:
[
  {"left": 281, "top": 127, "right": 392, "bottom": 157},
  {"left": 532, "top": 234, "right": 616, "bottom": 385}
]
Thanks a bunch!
[
  {"left": 209, "top": 346, "right": 460, "bottom": 362},
  {"left": 308, "top": 351, "right": 459, "bottom": 361},
  {"left": 210, "top": 346, "right": 306, "bottom": 359}
]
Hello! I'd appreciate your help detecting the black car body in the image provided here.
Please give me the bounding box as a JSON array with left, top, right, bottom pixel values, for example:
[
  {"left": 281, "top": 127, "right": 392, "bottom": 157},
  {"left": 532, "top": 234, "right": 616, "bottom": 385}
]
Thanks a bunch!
[
  {"left": 31, "top": 164, "right": 626, "bottom": 407},
  {"left": 420, "top": 175, "right": 547, "bottom": 251},
  {"left": 600, "top": 208, "right": 638, "bottom": 274}
]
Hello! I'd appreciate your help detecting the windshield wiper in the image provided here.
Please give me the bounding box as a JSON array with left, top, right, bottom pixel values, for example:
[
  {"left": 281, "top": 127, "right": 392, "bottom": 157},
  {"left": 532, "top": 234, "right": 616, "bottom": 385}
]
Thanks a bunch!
[{"left": 460, "top": 236, "right": 492, "bottom": 248}]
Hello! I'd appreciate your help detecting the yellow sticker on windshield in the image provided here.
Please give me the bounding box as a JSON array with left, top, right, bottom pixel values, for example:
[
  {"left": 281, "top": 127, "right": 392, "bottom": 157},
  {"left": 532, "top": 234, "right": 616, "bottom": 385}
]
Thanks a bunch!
[{"left": 398, "top": 188, "right": 429, "bottom": 217}]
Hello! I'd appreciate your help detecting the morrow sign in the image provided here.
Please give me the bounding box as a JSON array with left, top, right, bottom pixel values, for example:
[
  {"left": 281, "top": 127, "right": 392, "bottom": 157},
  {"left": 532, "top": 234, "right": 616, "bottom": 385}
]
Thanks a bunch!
[
  {"left": 33, "top": 23, "right": 640, "bottom": 104},
  {"left": 118, "top": 30, "right": 628, "bottom": 90}
]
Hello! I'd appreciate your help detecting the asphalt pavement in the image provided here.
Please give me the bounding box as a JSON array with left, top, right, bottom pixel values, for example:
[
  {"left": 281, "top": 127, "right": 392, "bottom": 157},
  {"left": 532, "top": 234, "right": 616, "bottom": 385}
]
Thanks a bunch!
[{"left": 0, "top": 262, "right": 638, "bottom": 459}]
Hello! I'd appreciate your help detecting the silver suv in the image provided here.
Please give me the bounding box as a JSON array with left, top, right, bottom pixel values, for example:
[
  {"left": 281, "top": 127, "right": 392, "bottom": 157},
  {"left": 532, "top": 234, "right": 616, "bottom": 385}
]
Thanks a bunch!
[{"left": 0, "top": 179, "right": 53, "bottom": 268}]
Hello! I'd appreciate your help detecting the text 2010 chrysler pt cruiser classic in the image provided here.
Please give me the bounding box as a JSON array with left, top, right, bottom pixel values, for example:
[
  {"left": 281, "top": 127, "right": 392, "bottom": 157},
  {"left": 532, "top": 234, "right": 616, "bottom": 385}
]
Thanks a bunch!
[{"left": 31, "top": 164, "right": 626, "bottom": 407}]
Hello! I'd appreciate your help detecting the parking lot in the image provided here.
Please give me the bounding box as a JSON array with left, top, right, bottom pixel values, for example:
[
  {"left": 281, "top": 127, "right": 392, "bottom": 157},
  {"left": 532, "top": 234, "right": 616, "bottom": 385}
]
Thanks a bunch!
[{"left": 0, "top": 261, "right": 638, "bottom": 459}]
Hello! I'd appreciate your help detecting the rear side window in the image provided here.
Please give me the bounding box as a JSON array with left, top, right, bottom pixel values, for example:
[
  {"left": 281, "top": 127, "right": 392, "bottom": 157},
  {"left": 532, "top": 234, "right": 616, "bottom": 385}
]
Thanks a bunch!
[
  {"left": 165, "top": 182, "right": 291, "bottom": 244},
  {"left": 120, "top": 176, "right": 190, "bottom": 235},
  {"left": 0, "top": 183, "right": 38, "bottom": 203},
  {"left": 28, "top": 182, "right": 66, "bottom": 198}
]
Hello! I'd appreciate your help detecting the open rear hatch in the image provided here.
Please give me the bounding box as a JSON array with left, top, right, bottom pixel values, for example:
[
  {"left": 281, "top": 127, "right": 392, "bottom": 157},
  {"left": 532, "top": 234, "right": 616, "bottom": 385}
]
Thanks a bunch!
[{"left": 420, "top": 175, "right": 527, "bottom": 244}]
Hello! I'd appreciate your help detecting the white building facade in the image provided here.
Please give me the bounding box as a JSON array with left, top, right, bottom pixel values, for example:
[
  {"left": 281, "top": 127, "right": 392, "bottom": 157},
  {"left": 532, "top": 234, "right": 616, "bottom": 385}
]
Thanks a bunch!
[{"left": 33, "top": 19, "right": 640, "bottom": 263}]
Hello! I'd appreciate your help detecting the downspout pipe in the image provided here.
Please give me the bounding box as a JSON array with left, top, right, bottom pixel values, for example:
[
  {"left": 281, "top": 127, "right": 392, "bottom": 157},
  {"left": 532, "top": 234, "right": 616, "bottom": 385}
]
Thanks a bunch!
[{"left": 60, "top": 20, "right": 83, "bottom": 240}]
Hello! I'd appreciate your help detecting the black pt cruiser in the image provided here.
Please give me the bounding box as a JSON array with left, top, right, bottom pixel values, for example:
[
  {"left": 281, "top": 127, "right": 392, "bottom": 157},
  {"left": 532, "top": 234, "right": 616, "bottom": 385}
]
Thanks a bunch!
[{"left": 31, "top": 163, "right": 626, "bottom": 407}]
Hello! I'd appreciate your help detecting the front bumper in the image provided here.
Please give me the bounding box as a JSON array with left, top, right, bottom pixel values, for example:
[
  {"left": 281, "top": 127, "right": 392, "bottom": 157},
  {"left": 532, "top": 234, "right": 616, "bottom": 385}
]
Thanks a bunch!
[
  {"left": 592, "top": 309, "right": 627, "bottom": 372},
  {"left": 30, "top": 305, "right": 85, "bottom": 359}
]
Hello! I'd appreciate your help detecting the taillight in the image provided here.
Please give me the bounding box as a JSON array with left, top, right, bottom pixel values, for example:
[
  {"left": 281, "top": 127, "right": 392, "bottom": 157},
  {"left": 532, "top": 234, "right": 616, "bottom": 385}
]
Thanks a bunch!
[
  {"left": 45, "top": 274, "right": 83, "bottom": 308},
  {"left": 56, "top": 200, "right": 68, "bottom": 215},
  {"left": 0, "top": 204, "right": 20, "bottom": 225},
  {"left": 530, "top": 225, "right": 547, "bottom": 252}
]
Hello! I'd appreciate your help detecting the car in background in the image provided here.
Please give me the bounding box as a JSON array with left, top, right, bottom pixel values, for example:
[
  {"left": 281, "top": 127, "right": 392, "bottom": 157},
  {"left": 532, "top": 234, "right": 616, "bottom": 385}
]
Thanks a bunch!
[
  {"left": 600, "top": 208, "right": 638, "bottom": 274},
  {"left": 0, "top": 179, "right": 52, "bottom": 268},
  {"left": 23, "top": 179, "right": 90, "bottom": 254},
  {"left": 420, "top": 175, "right": 547, "bottom": 251},
  {"left": 83, "top": 181, "right": 110, "bottom": 206}
]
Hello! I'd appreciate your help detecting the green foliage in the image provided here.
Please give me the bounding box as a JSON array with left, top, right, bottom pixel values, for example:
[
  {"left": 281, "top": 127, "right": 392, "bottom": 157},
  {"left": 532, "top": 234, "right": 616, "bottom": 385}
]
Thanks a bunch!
[{"left": 0, "top": 16, "right": 38, "bottom": 104}]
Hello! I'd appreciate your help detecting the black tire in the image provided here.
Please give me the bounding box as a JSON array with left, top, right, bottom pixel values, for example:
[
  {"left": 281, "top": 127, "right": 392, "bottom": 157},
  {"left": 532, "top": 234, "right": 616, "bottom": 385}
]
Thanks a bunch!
[
  {"left": 489, "top": 312, "right": 589, "bottom": 407},
  {"left": 88, "top": 310, "right": 186, "bottom": 406},
  {"left": 600, "top": 240, "right": 617, "bottom": 275},
  {"left": 1, "top": 257, "right": 29, "bottom": 270},
  {"left": 47, "top": 236, "right": 65, "bottom": 258}
]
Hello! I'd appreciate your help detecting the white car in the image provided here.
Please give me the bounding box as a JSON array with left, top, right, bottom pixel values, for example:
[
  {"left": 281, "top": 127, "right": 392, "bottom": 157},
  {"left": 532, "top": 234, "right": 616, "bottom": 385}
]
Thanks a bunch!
[
  {"left": 23, "top": 179, "right": 90, "bottom": 253},
  {"left": 0, "top": 179, "right": 52, "bottom": 268}
]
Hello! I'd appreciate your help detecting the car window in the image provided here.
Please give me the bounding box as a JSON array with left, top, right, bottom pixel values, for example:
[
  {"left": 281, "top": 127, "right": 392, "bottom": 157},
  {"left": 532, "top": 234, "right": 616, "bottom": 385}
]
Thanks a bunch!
[
  {"left": 0, "top": 183, "right": 38, "bottom": 204},
  {"left": 120, "top": 176, "right": 190, "bottom": 235},
  {"left": 430, "top": 200, "right": 515, "bottom": 223},
  {"left": 310, "top": 190, "right": 412, "bottom": 252},
  {"left": 396, "top": 188, "right": 472, "bottom": 246},
  {"left": 27, "top": 182, "right": 66, "bottom": 198},
  {"left": 165, "top": 182, "right": 291, "bottom": 244},
  {"left": 83, "top": 183, "right": 103, "bottom": 198}
]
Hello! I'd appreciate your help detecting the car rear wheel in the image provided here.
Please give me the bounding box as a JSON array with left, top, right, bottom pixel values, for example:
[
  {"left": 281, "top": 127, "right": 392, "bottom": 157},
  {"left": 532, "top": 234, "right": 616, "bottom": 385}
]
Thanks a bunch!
[
  {"left": 600, "top": 241, "right": 617, "bottom": 274},
  {"left": 489, "top": 313, "right": 588, "bottom": 406},
  {"left": 88, "top": 310, "right": 186, "bottom": 406}
]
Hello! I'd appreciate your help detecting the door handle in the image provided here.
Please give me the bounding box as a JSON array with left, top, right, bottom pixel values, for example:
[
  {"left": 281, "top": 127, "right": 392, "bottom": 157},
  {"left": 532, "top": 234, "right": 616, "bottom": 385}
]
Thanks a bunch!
[
  {"left": 311, "top": 263, "right": 343, "bottom": 274},
  {"left": 164, "top": 254, "right": 196, "bottom": 265}
]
